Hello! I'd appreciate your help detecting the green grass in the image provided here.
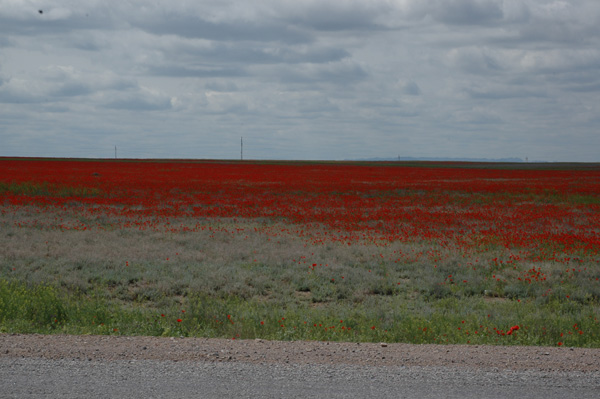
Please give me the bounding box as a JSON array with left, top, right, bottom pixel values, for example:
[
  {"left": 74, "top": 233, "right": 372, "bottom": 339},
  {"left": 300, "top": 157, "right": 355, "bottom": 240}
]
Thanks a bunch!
[
  {"left": 1, "top": 208, "right": 599, "bottom": 346},
  {"left": 1, "top": 279, "right": 597, "bottom": 346}
]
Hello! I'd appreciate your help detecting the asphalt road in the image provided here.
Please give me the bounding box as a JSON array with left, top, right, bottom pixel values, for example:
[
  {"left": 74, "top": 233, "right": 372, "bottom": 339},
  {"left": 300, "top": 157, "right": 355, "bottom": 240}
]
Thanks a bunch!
[{"left": 2, "top": 357, "right": 599, "bottom": 399}]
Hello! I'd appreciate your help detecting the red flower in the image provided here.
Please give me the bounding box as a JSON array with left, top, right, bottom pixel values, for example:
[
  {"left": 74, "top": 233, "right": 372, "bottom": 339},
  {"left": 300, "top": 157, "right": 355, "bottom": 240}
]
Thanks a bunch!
[{"left": 177, "top": 318, "right": 182, "bottom": 323}]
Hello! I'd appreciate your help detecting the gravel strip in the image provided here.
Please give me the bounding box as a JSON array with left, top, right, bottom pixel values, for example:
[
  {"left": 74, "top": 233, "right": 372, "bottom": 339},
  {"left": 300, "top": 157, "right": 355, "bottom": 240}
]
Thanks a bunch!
[
  {"left": 2, "top": 357, "right": 599, "bottom": 399},
  {"left": 1, "top": 333, "right": 599, "bottom": 372}
]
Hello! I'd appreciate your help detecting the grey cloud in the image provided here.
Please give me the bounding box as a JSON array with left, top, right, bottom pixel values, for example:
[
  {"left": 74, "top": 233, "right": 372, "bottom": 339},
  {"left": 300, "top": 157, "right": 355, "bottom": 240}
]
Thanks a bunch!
[
  {"left": 70, "top": 33, "right": 110, "bottom": 51},
  {"left": 160, "top": 41, "right": 350, "bottom": 66},
  {"left": 278, "top": 61, "right": 368, "bottom": 85},
  {"left": 0, "top": 62, "right": 143, "bottom": 107},
  {"left": 356, "top": 98, "right": 419, "bottom": 118},
  {"left": 551, "top": 69, "right": 600, "bottom": 86},
  {"left": 146, "top": 64, "right": 248, "bottom": 78},
  {"left": 0, "top": 77, "right": 44, "bottom": 104},
  {"left": 205, "top": 81, "right": 240, "bottom": 92},
  {"left": 266, "top": 46, "right": 350, "bottom": 64},
  {"left": 500, "top": 0, "right": 531, "bottom": 23},
  {"left": 428, "top": 0, "right": 503, "bottom": 25},
  {"left": 562, "top": 81, "right": 600, "bottom": 93},
  {"left": 2, "top": 0, "right": 600, "bottom": 162},
  {"left": 495, "top": 1, "right": 600, "bottom": 45},
  {"left": 462, "top": 84, "right": 547, "bottom": 100},
  {"left": 200, "top": 92, "right": 252, "bottom": 115},
  {"left": 138, "top": 40, "right": 353, "bottom": 85},
  {"left": 209, "top": 101, "right": 249, "bottom": 116},
  {"left": 98, "top": 76, "right": 138, "bottom": 92},
  {"left": 0, "top": 35, "right": 13, "bottom": 47},
  {"left": 295, "top": 97, "right": 340, "bottom": 115},
  {"left": 103, "top": 92, "right": 173, "bottom": 111},
  {"left": 517, "top": 21, "right": 586, "bottom": 44},
  {"left": 517, "top": 49, "right": 600, "bottom": 76},
  {"left": 49, "top": 81, "right": 93, "bottom": 97},
  {"left": 40, "top": 66, "right": 138, "bottom": 98},
  {"left": 131, "top": 14, "right": 311, "bottom": 44},
  {"left": 128, "top": 0, "right": 400, "bottom": 43},
  {"left": 282, "top": 1, "right": 394, "bottom": 31},
  {"left": 399, "top": 81, "right": 421, "bottom": 96},
  {"left": 0, "top": 6, "right": 114, "bottom": 36},
  {"left": 40, "top": 104, "right": 70, "bottom": 113},
  {"left": 452, "top": 107, "right": 504, "bottom": 125},
  {"left": 445, "top": 47, "right": 505, "bottom": 75},
  {"left": 41, "top": 65, "right": 79, "bottom": 82},
  {"left": 0, "top": 88, "right": 37, "bottom": 104}
]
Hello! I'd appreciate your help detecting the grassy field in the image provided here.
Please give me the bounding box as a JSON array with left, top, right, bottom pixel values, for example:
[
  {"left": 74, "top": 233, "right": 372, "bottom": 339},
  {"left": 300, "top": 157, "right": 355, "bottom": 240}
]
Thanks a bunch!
[{"left": 1, "top": 159, "right": 599, "bottom": 346}]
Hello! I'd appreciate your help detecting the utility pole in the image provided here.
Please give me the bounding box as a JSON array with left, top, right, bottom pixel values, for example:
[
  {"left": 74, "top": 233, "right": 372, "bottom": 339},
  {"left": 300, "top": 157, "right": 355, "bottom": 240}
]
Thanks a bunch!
[
  {"left": 241, "top": 136, "right": 243, "bottom": 161},
  {"left": 115, "top": 145, "right": 117, "bottom": 159}
]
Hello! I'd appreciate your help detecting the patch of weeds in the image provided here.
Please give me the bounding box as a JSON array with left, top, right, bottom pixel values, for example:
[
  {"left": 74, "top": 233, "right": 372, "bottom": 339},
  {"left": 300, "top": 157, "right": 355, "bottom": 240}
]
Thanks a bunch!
[
  {"left": 425, "top": 283, "right": 452, "bottom": 300},
  {"left": 503, "top": 284, "right": 529, "bottom": 300}
]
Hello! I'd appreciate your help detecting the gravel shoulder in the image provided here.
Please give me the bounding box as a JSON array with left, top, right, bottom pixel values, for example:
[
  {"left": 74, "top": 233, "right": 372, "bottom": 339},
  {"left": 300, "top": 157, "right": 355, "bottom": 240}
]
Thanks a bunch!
[{"left": 1, "top": 333, "right": 599, "bottom": 372}]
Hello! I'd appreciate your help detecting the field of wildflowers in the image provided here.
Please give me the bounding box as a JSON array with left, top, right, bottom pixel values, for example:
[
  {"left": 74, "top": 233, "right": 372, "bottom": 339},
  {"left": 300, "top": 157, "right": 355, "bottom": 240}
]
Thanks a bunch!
[{"left": 0, "top": 158, "right": 599, "bottom": 346}]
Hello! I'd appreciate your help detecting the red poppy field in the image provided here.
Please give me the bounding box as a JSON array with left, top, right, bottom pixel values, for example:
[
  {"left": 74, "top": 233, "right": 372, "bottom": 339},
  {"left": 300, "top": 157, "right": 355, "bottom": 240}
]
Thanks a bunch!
[{"left": 1, "top": 158, "right": 599, "bottom": 346}]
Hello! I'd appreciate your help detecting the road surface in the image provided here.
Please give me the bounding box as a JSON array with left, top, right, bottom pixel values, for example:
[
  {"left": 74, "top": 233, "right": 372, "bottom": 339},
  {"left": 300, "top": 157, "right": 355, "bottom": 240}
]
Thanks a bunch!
[{"left": 1, "top": 334, "right": 599, "bottom": 398}]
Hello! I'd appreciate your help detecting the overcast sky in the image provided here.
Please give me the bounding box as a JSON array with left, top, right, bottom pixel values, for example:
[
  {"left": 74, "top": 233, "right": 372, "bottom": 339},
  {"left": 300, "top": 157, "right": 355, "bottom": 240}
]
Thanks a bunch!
[{"left": 1, "top": 0, "right": 599, "bottom": 161}]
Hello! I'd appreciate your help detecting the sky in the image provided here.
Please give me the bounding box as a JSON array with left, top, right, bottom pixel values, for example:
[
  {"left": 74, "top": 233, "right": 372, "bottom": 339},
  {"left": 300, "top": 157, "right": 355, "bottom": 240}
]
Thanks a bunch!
[{"left": 1, "top": 0, "right": 599, "bottom": 162}]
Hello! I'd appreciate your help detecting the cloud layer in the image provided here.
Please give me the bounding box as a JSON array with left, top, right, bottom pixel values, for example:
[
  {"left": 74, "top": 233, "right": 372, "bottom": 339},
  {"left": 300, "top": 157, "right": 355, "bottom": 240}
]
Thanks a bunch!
[{"left": 1, "top": 0, "right": 599, "bottom": 161}]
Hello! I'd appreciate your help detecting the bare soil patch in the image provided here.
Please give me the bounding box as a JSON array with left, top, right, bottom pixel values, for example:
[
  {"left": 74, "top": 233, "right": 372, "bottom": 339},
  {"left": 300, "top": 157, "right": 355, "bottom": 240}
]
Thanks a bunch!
[{"left": 1, "top": 334, "right": 598, "bottom": 372}]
